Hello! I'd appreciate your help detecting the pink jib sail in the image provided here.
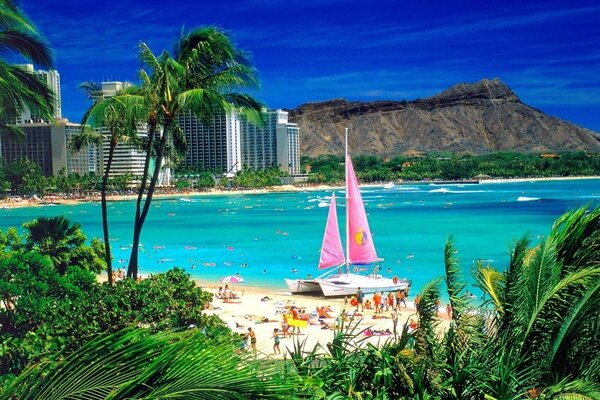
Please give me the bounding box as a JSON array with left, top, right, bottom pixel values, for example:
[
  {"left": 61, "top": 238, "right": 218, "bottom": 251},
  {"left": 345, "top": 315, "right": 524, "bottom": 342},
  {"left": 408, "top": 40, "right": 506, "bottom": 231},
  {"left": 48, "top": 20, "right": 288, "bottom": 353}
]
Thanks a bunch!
[
  {"left": 318, "top": 192, "right": 345, "bottom": 269},
  {"left": 346, "top": 156, "right": 379, "bottom": 264}
]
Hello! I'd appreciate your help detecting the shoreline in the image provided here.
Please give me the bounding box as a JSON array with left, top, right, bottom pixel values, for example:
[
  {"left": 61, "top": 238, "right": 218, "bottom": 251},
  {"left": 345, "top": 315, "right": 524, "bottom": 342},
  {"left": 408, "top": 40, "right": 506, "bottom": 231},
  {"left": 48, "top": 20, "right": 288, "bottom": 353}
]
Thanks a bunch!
[
  {"left": 1, "top": 175, "right": 599, "bottom": 210},
  {"left": 100, "top": 274, "right": 449, "bottom": 359}
]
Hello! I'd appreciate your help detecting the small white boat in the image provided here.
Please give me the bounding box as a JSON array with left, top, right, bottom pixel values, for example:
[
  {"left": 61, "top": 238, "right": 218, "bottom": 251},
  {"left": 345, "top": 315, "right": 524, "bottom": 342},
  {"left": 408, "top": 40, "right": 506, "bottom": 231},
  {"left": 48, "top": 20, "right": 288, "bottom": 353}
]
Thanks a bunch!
[{"left": 383, "top": 182, "right": 395, "bottom": 189}]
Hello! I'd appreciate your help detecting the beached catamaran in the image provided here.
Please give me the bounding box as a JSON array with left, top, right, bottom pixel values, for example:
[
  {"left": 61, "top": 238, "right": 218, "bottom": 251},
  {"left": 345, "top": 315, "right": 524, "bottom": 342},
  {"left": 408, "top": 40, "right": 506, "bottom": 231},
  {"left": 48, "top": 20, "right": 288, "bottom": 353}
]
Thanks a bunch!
[{"left": 285, "top": 129, "right": 410, "bottom": 297}]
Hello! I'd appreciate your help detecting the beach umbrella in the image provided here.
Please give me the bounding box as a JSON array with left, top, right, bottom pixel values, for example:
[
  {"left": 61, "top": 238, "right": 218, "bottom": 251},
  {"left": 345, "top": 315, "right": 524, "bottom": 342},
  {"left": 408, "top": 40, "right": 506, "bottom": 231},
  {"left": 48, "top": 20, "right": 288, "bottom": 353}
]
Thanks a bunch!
[{"left": 220, "top": 275, "right": 245, "bottom": 283}]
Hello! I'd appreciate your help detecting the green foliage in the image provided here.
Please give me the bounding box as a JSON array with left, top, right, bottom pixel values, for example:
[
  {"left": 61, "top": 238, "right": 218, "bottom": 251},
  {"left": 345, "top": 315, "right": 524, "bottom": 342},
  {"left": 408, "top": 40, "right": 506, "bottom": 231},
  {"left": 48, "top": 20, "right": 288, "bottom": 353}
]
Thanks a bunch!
[
  {"left": 0, "top": 218, "right": 220, "bottom": 388},
  {"left": 286, "top": 205, "right": 600, "bottom": 399},
  {"left": 0, "top": 1, "right": 54, "bottom": 137},
  {"left": 1, "top": 328, "right": 297, "bottom": 400},
  {"left": 233, "top": 168, "right": 285, "bottom": 188},
  {"left": 22, "top": 216, "right": 104, "bottom": 275},
  {"left": 303, "top": 152, "right": 600, "bottom": 184}
]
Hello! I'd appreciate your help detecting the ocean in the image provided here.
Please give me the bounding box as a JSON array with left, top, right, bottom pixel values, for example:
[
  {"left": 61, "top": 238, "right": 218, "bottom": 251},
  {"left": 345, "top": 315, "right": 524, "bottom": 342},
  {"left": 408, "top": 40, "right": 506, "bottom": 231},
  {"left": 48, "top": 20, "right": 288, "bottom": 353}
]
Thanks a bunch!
[{"left": 1, "top": 178, "right": 598, "bottom": 297}]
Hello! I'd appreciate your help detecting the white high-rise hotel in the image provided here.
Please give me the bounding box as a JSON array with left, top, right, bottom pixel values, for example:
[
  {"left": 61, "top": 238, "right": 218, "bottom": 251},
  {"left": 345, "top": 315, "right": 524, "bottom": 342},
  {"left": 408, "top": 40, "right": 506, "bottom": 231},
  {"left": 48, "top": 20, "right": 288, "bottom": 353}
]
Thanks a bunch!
[
  {"left": 180, "top": 109, "right": 300, "bottom": 175},
  {"left": 12, "top": 64, "right": 61, "bottom": 124}
]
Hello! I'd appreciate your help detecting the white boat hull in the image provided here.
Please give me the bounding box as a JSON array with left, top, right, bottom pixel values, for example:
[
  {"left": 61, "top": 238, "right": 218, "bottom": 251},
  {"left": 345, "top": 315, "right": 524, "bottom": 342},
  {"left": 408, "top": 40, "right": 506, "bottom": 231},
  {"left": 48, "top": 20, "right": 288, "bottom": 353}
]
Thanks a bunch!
[
  {"left": 285, "top": 278, "right": 323, "bottom": 295},
  {"left": 318, "top": 273, "right": 410, "bottom": 297}
]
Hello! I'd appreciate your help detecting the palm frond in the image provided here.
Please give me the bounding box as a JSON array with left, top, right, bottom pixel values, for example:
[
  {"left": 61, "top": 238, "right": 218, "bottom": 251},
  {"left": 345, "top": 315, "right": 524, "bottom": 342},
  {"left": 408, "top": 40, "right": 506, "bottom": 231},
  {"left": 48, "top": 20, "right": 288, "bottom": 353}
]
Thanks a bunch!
[{"left": 0, "top": 30, "right": 53, "bottom": 67}]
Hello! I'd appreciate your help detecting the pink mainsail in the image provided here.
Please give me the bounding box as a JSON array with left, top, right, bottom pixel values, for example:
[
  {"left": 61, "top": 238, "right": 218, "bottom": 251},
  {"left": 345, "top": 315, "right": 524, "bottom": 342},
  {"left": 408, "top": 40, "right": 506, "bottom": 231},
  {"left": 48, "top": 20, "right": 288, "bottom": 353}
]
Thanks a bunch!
[
  {"left": 318, "top": 193, "right": 345, "bottom": 269},
  {"left": 346, "top": 156, "right": 379, "bottom": 264}
]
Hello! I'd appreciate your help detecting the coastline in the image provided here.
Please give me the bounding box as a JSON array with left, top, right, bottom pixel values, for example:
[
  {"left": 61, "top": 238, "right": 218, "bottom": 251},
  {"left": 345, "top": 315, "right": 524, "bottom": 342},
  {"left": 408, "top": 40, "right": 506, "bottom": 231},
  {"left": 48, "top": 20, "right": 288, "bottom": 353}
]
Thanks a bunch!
[
  {"left": 99, "top": 274, "right": 449, "bottom": 358},
  {"left": 2, "top": 175, "right": 599, "bottom": 210}
]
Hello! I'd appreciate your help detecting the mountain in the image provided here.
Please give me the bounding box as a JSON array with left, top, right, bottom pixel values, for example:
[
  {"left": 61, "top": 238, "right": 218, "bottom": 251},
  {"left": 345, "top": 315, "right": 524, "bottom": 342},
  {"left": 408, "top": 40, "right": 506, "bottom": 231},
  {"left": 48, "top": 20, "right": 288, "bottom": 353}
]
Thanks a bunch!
[{"left": 289, "top": 78, "right": 600, "bottom": 157}]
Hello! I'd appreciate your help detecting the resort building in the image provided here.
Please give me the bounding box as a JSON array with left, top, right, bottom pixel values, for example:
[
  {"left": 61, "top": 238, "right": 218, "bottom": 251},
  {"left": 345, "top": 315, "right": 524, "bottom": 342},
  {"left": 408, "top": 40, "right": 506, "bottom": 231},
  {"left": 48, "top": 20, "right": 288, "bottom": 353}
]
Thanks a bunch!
[
  {"left": 0, "top": 120, "right": 98, "bottom": 177},
  {"left": 64, "top": 121, "right": 99, "bottom": 175},
  {"left": 181, "top": 108, "right": 301, "bottom": 175},
  {"left": 276, "top": 118, "right": 301, "bottom": 175},
  {"left": 11, "top": 64, "right": 61, "bottom": 124},
  {"left": 239, "top": 110, "right": 280, "bottom": 170},
  {"left": 178, "top": 111, "right": 242, "bottom": 175},
  {"left": 94, "top": 81, "right": 170, "bottom": 185}
]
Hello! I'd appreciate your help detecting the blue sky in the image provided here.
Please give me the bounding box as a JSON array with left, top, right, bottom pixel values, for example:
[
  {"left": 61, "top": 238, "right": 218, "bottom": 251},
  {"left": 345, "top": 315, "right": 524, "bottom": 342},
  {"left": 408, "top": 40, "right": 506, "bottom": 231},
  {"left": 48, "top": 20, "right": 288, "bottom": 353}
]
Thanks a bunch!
[{"left": 18, "top": 0, "right": 600, "bottom": 132}]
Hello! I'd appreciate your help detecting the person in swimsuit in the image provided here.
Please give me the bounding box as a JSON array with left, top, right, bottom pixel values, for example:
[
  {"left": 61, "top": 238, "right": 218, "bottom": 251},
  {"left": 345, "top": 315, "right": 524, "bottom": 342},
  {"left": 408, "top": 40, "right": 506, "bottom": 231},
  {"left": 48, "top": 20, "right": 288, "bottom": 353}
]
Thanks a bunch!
[
  {"left": 248, "top": 327, "right": 257, "bottom": 356},
  {"left": 272, "top": 328, "right": 281, "bottom": 354}
]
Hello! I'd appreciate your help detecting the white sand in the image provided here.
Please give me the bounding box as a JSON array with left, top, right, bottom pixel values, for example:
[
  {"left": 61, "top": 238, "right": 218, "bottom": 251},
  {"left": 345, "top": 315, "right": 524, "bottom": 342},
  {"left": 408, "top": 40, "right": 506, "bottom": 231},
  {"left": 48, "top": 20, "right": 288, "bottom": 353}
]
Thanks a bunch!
[{"left": 203, "top": 286, "right": 450, "bottom": 359}]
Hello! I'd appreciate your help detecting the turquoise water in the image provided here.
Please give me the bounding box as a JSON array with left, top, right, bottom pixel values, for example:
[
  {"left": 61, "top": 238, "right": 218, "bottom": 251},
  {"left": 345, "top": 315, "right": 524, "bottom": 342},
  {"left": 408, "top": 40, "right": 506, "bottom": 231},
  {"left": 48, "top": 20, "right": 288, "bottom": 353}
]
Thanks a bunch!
[{"left": 1, "top": 179, "right": 598, "bottom": 296}]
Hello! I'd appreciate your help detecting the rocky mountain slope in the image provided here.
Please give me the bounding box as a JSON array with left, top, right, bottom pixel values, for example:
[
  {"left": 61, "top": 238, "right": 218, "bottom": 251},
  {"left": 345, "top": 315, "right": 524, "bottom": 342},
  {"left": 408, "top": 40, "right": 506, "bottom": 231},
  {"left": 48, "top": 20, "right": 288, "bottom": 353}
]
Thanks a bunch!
[{"left": 289, "top": 78, "right": 600, "bottom": 156}]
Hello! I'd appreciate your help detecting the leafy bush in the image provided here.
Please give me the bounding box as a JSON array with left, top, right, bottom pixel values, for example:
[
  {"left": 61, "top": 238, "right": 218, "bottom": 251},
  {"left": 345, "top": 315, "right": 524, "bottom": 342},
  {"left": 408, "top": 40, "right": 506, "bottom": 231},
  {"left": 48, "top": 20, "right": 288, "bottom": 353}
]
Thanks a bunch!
[{"left": 0, "top": 225, "right": 223, "bottom": 388}]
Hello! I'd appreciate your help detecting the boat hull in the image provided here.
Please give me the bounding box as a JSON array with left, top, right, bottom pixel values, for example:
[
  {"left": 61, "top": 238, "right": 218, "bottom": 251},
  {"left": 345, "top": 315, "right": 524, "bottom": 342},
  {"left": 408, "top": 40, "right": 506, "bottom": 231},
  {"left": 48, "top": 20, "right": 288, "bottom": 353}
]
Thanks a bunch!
[
  {"left": 318, "top": 274, "right": 410, "bottom": 297},
  {"left": 285, "top": 278, "right": 323, "bottom": 295}
]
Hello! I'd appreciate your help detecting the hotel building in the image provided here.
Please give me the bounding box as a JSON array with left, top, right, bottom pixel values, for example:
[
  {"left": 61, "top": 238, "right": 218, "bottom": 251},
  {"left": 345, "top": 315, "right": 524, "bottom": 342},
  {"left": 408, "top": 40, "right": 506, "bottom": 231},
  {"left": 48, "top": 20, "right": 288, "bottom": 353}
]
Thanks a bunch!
[
  {"left": 11, "top": 64, "right": 61, "bottom": 124},
  {"left": 180, "top": 108, "right": 300, "bottom": 175},
  {"left": 178, "top": 111, "right": 242, "bottom": 176},
  {"left": 0, "top": 120, "right": 97, "bottom": 176}
]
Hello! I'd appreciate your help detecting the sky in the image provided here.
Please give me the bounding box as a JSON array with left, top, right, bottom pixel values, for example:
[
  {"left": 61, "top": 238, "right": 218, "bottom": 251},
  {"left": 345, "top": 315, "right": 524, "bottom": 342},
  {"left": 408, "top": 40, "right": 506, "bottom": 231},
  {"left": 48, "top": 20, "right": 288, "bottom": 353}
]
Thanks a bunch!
[{"left": 17, "top": 0, "right": 600, "bottom": 132}]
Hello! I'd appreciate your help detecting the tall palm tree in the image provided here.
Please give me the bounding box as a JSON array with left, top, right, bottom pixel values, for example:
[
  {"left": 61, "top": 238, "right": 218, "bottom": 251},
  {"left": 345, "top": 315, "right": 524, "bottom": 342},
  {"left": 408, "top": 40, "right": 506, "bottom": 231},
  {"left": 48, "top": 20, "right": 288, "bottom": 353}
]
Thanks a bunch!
[
  {"left": 74, "top": 81, "right": 146, "bottom": 285},
  {"left": 0, "top": 0, "right": 54, "bottom": 137},
  {"left": 127, "top": 26, "right": 264, "bottom": 279}
]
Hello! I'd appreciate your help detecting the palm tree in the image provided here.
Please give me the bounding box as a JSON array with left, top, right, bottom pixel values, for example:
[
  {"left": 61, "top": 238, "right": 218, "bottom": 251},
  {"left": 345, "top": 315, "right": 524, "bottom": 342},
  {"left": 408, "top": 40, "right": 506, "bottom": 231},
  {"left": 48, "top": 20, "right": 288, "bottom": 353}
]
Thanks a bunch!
[
  {"left": 23, "top": 216, "right": 86, "bottom": 276},
  {"left": 127, "top": 26, "right": 264, "bottom": 279},
  {"left": 476, "top": 205, "right": 600, "bottom": 398},
  {"left": 0, "top": 0, "right": 54, "bottom": 137},
  {"left": 73, "top": 81, "right": 146, "bottom": 285}
]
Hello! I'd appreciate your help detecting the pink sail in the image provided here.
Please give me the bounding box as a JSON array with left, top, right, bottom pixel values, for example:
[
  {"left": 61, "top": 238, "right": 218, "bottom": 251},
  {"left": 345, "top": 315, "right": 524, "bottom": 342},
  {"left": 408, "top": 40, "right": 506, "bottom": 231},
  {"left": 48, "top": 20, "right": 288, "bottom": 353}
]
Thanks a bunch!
[
  {"left": 346, "top": 156, "right": 379, "bottom": 264},
  {"left": 318, "top": 193, "right": 345, "bottom": 269}
]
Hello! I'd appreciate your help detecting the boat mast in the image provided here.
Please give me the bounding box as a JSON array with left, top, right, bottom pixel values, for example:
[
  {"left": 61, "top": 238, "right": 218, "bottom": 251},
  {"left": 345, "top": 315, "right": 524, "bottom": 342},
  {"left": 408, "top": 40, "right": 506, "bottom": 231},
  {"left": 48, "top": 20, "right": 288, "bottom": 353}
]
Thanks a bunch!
[{"left": 345, "top": 127, "right": 349, "bottom": 274}]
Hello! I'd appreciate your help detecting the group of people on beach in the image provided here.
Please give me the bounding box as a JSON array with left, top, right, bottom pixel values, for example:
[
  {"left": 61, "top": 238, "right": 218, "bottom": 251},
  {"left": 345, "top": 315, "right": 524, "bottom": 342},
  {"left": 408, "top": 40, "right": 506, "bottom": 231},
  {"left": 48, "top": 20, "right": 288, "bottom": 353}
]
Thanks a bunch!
[
  {"left": 216, "top": 285, "right": 236, "bottom": 300},
  {"left": 348, "top": 287, "right": 409, "bottom": 313}
]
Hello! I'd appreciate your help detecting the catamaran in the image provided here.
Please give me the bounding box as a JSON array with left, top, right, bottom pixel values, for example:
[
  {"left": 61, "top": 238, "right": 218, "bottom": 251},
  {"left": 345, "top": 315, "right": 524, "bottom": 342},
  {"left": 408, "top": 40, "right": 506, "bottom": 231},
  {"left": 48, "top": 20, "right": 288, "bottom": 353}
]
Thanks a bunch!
[{"left": 285, "top": 128, "right": 410, "bottom": 297}]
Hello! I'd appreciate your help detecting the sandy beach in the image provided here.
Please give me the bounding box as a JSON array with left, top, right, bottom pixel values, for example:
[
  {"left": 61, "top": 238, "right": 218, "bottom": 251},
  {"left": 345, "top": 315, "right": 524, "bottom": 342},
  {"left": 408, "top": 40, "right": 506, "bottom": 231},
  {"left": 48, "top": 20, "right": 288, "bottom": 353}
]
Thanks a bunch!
[{"left": 201, "top": 284, "right": 450, "bottom": 359}]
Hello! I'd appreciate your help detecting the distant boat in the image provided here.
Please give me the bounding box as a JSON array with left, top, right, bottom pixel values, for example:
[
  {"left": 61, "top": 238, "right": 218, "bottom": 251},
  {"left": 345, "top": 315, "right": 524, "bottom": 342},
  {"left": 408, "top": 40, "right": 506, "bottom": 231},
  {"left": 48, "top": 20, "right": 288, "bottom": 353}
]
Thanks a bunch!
[
  {"left": 285, "top": 128, "right": 410, "bottom": 297},
  {"left": 383, "top": 182, "right": 395, "bottom": 189}
]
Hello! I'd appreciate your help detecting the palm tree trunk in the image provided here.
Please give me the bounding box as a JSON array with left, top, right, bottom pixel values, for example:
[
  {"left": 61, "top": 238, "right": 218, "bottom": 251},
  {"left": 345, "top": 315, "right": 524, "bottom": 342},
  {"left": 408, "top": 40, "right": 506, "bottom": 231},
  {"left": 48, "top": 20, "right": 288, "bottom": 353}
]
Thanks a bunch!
[
  {"left": 128, "top": 126, "right": 155, "bottom": 278},
  {"left": 127, "top": 125, "right": 166, "bottom": 279},
  {"left": 103, "top": 139, "right": 116, "bottom": 285}
]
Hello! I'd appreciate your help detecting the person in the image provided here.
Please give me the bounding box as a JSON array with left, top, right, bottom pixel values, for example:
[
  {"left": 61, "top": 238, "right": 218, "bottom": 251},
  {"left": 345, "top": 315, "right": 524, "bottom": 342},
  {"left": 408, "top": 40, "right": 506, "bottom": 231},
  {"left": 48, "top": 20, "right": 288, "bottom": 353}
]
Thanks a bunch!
[
  {"left": 356, "top": 287, "right": 364, "bottom": 311},
  {"left": 414, "top": 294, "right": 421, "bottom": 312},
  {"left": 387, "top": 292, "right": 394, "bottom": 311},
  {"left": 446, "top": 303, "right": 453, "bottom": 319},
  {"left": 217, "top": 286, "right": 223, "bottom": 299},
  {"left": 281, "top": 313, "right": 290, "bottom": 338},
  {"left": 223, "top": 285, "right": 231, "bottom": 300},
  {"left": 248, "top": 327, "right": 257, "bottom": 356},
  {"left": 238, "top": 333, "right": 248, "bottom": 353},
  {"left": 291, "top": 306, "right": 301, "bottom": 335},
  {"left": 373, "top": 291, "right": 382, "bottom": 313},
  {"left": 272, "top": 328, "right": 281, "bottom": 354}
]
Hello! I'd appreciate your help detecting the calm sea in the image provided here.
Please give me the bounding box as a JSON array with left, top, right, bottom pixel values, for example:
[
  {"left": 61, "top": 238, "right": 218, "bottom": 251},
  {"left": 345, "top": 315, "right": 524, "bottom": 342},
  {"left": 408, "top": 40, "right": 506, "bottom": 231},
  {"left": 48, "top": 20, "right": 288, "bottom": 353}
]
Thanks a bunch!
[{"left": 2, "top": 179, "right": 598, "bottom": 297}]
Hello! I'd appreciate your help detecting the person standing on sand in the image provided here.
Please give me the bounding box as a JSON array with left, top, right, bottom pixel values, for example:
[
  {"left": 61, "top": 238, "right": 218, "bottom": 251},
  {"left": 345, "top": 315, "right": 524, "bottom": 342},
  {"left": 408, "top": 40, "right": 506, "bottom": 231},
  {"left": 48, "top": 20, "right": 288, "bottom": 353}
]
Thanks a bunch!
[
  {"left": 356, "top": 287, "right": 364, "bottom": 311},
  {"left": 248, "top": 327, "right": 257, "bottom": 356},
  {"left": 414, "top": 294, "right": 421, "bottom": 313},
  {"left": 272, "top": 328, "right": 281, "bottom": 354},
  {"left": 291, "top": 306, "right": 301, "bottom": 334},
  {"left": 446, "top": 303, "right": 453, "bottom": 319}
]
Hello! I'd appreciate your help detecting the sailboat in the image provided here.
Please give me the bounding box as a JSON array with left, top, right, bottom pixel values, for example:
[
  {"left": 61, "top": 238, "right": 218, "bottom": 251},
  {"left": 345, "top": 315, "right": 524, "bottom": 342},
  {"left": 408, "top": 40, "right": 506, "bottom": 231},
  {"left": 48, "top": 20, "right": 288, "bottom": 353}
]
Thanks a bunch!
[{"left": 285, "top": 128, "right": 411, "bottom": 297}]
